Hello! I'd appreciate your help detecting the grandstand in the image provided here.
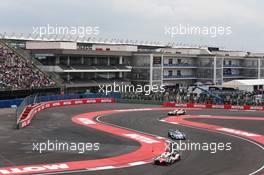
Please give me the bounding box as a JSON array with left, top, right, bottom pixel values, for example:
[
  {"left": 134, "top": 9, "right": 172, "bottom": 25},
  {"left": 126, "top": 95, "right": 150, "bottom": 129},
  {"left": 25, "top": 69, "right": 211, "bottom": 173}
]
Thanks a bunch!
[
  {"left": 1, "top": 36, "right": 264, "bottom": 99},
  {"left": 0, "top": 40, "right": 60, "bottom": 99}
]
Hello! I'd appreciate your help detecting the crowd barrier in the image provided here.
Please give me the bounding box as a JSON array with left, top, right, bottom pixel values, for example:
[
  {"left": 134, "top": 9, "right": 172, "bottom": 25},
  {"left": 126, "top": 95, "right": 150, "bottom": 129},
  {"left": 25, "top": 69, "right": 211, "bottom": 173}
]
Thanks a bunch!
[
  {"left": 163, "top": 102, "right": 264, "bottom": 111},
  {"left": 116, "top": 99, "right": 163, "bottom": 105},
  {"left": 16, "top": 98, "right": 115, "bottom": 129},
  {"left": 0, "top": 99, "right": 23, "bottom": 108},
  {"left": 0, "top": 92, "right": 121, "bottom": 108}
]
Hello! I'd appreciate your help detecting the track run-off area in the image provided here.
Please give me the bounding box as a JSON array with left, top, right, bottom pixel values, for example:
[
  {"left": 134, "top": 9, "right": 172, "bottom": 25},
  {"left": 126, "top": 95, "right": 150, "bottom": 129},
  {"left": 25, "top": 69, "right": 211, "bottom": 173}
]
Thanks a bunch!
[{"left": 0, "top": 103, "right": 263, "bottom": 175}]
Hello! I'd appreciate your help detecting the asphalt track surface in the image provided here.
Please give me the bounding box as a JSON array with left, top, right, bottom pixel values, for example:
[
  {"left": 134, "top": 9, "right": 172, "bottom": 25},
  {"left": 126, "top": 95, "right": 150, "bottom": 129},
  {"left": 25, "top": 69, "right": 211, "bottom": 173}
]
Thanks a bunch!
[{"left": 0, "top": 103, "right": 263, "bottom": 175}]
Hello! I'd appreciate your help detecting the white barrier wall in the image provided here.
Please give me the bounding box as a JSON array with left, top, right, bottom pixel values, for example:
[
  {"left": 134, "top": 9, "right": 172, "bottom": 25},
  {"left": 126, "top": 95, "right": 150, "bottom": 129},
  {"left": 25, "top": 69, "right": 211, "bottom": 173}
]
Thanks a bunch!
[
  {"left": 26, "top": 42, "right": 77, "bottom": 50},
  {"left": 92, "top": 44, "right": 138, "bottom": 51}
]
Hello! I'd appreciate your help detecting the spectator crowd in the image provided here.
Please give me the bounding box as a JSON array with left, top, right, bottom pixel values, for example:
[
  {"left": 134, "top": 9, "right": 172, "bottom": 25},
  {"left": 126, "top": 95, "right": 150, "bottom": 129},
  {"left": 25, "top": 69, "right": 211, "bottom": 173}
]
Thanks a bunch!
[
  {"left": 121, "top": 87, "right": 264, "bottom": 106},
  {"left": 0, "top": 44, "right": 56, "bottom": 90}
]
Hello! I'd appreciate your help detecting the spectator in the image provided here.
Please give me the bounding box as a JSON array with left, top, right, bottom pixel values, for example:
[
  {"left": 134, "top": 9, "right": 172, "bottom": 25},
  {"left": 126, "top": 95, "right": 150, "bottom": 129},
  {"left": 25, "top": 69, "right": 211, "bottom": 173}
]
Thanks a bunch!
[
  {"left": 121, "top": 86, "right": 264, "bottom": 106},
  {"left": 0, "top": 44, "right": 56, "bottom": 90}
]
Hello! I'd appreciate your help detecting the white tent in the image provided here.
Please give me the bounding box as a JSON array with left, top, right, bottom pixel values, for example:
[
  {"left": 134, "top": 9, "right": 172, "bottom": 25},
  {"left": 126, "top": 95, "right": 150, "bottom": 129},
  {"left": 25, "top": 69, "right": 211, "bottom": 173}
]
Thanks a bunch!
[{"left": 223, "top": 79, "right": 264, "bottom": 91}]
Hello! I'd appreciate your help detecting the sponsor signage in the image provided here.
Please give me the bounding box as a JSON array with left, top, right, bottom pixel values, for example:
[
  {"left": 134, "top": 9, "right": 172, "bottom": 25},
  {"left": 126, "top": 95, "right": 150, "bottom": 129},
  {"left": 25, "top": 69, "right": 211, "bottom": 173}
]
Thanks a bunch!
[
  {"left": 0, "top": 164, "right": 69, "bottom": 175},
  {"left": 231, "top": 105, "right": 244, "bottom": 110},
  {"left": 52, "top": 102, "right": 60, "bottom": 107},
  {"left": 175, "top": 104, "right": 187, "bottom": 107},
  {"left": 63, "top": 101, "right": 72, "bottom": 105},
  {"left": 86, "top": 99, "right": 97, "bottom": 103},
  {"left": 163, "top": 102, "right": 264, "bottom": 111},
  {"left": 101, "top": 99, "right": 112, "bottom": 103},
  {"left": 194, "top": 104, "right": 206, "bottom": 108},
  {"left": 74, "top": 100, "right": 83, "bottom": 104},
  {"left": 18, "top": 98, "right": 115, "bottom": 129},
  {"left": 212, "top": 105, "right": 225, "bottom": 109},
  {"left": 249, "top": 106, "right": 263, "bottom": 110}
]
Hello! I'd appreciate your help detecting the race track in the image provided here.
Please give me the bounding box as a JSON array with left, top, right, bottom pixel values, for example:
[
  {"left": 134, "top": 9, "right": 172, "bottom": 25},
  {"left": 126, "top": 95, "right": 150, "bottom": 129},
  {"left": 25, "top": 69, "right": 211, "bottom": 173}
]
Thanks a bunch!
[{"left": 0, "top": 103, "right": 263, "bottom": 175}]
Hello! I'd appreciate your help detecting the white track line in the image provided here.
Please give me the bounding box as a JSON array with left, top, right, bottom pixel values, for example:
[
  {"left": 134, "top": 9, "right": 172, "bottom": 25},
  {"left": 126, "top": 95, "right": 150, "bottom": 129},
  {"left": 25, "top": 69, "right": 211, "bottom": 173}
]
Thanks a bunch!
[
  {"left": 87, "top": 166, "right": 115, "bottom": 171},
  {"left": 129, "top": 161, "right": 147, "bottom": 166}
]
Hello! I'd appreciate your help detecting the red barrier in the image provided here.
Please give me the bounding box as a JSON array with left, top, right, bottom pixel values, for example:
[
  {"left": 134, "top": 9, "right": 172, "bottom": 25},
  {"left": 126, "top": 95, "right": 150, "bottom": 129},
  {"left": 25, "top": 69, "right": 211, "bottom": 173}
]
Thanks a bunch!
[
  {"left": 163, "top": 102, "right": 264, "bottom": 111},
  {"left": 18, "top": 98, "right": 115, "bottom": 129}
]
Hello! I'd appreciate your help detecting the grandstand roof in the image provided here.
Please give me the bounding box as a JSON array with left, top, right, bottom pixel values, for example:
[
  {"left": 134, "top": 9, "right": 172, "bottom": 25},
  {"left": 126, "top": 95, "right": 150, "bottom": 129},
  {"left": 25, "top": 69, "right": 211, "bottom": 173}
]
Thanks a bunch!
[{"left": 223, "top": 79, "right": 264, "bottom": 86}]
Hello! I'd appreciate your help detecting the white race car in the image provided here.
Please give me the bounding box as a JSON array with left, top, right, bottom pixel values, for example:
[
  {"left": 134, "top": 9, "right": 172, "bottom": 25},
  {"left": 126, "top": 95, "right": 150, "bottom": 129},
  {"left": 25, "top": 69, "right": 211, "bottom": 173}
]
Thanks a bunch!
[
  {"left": 168, "top": 109, "right": 186, "bottom": 116},
  {"left": 153, "top": 150, "right": 181, "bottom": 165}
]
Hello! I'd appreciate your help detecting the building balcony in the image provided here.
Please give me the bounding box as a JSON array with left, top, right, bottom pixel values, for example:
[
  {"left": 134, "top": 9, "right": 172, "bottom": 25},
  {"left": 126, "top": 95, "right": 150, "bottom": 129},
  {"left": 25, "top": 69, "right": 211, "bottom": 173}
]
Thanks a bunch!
[
  {"left": 223, "top": 64, "right": 241, "bottom": 67},
  {"left": 163, "top": 75, "right": 197, "bottom": 80},
  {"left": 65, "top": 78, "right": 131, "bottom": 88},
  {"left": 163, "top": 63, "right": 198, "bottom": 68},
  {"left": 51, "top": 64, "right": 132, "bottom": 73},
  {"left": 223, "top": 64, "right": 245, "bottom": 68},
  {"left": 223, "top": 74, "right": 243, "bottom": 78}
]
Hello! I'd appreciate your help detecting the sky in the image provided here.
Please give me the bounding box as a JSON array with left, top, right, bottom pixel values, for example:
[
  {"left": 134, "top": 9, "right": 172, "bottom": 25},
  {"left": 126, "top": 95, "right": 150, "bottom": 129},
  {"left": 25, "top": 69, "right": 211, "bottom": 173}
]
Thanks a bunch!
[{"left": 0, "top": 0, "right": 263, "bottom": 52}]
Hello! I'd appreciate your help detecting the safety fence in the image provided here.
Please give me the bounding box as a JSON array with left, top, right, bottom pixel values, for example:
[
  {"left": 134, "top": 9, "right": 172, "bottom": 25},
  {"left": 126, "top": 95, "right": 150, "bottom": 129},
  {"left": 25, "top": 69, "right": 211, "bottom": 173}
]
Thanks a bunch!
[
  {"left": 15, "top": 95, "right": 38, "bottom": 124},
  {"left": 14, "top": 92, "right": 120, "bottom": 129},
  {"left": 163, "top": 102, "right": 264, "bottom": 111},
  {"left": 116, "top": 99, "right": 163, "bottom": 105},
  {"left": 16, "top": 98, "right": 115, "bottom": 129},
  {"left": 0, "top": 92, "right": 120, "bottom": 109}
]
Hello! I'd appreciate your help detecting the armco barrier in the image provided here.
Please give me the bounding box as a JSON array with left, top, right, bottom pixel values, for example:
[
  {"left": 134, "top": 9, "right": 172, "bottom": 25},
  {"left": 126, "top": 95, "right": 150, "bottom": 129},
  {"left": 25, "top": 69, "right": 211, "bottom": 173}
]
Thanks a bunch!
[
  {"left": 163, "top": 102, "right": 264, "bottom": 111},
  {"left": 17, "top": 98, "right": 115, "bottom": 129}
]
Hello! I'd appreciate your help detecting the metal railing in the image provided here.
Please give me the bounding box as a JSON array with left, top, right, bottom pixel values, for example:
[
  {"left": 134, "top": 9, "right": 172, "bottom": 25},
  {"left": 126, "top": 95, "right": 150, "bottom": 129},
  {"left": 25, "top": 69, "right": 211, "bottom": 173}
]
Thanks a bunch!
[
  {"left": 223, "top": 64, "right": 243, "bottom": 67},
  {"left": 116, "top": 98, "right": 163, "bottom": 105},
  {"left": 163, "top": 75, "right": 197, "bottom": 79},
  {"left": 163, "top": 63, "right": 198, "bottom": 67},
  {"left": 15, "top": 92, "right": 121, "bottom": 123},
  {"left": 16, "top": 95, "right": 36, "bottom": 125}
]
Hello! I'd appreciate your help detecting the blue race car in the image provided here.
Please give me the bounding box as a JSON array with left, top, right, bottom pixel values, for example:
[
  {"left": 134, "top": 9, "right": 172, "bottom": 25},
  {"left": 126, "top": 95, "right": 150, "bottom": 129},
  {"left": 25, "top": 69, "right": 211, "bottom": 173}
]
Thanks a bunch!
[{"left": 168, "top": 129, "right": 186, "bottom": 140}]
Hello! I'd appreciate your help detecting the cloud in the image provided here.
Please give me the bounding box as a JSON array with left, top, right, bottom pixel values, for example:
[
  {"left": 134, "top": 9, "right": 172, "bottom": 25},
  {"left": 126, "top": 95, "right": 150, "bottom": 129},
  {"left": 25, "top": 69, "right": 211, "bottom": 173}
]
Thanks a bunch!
[
  {"left": 0, "top": 0, "right": 263, "bottom": 52},
  {"left": 108, "top": 0, "right": 263, "bottom": 24}
]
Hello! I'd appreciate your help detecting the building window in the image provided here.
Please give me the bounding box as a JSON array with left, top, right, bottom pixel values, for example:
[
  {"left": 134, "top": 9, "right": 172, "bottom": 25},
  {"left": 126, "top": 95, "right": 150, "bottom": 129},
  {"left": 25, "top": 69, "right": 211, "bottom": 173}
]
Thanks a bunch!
[
  {"left": 227, "top": 69, "right": 231, "bottom": 75},
  {"left": 228, "top": 60, "right": 232, "bottom": 65},
  {"left": 223, "top": 60, "right": 226, "bottom": 65},
  {"left": 177, "top": 59, "right": 182, "bottom": 64},
  {"left": 169, "top": 59, "right": 173, "bottom": 65},
  {"left": 168, "top": 70, "right": 173, "bottom": 76},
  {"left": 177, "top": 70, "right": 181, "bottom": 76}
]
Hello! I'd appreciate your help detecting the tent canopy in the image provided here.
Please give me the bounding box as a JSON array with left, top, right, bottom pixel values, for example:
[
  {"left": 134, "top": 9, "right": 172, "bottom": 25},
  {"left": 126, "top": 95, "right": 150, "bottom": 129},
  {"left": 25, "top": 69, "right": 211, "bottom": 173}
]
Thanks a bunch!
[{"left": 223, "top": 79, "right": 264, "bottom": 87}]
